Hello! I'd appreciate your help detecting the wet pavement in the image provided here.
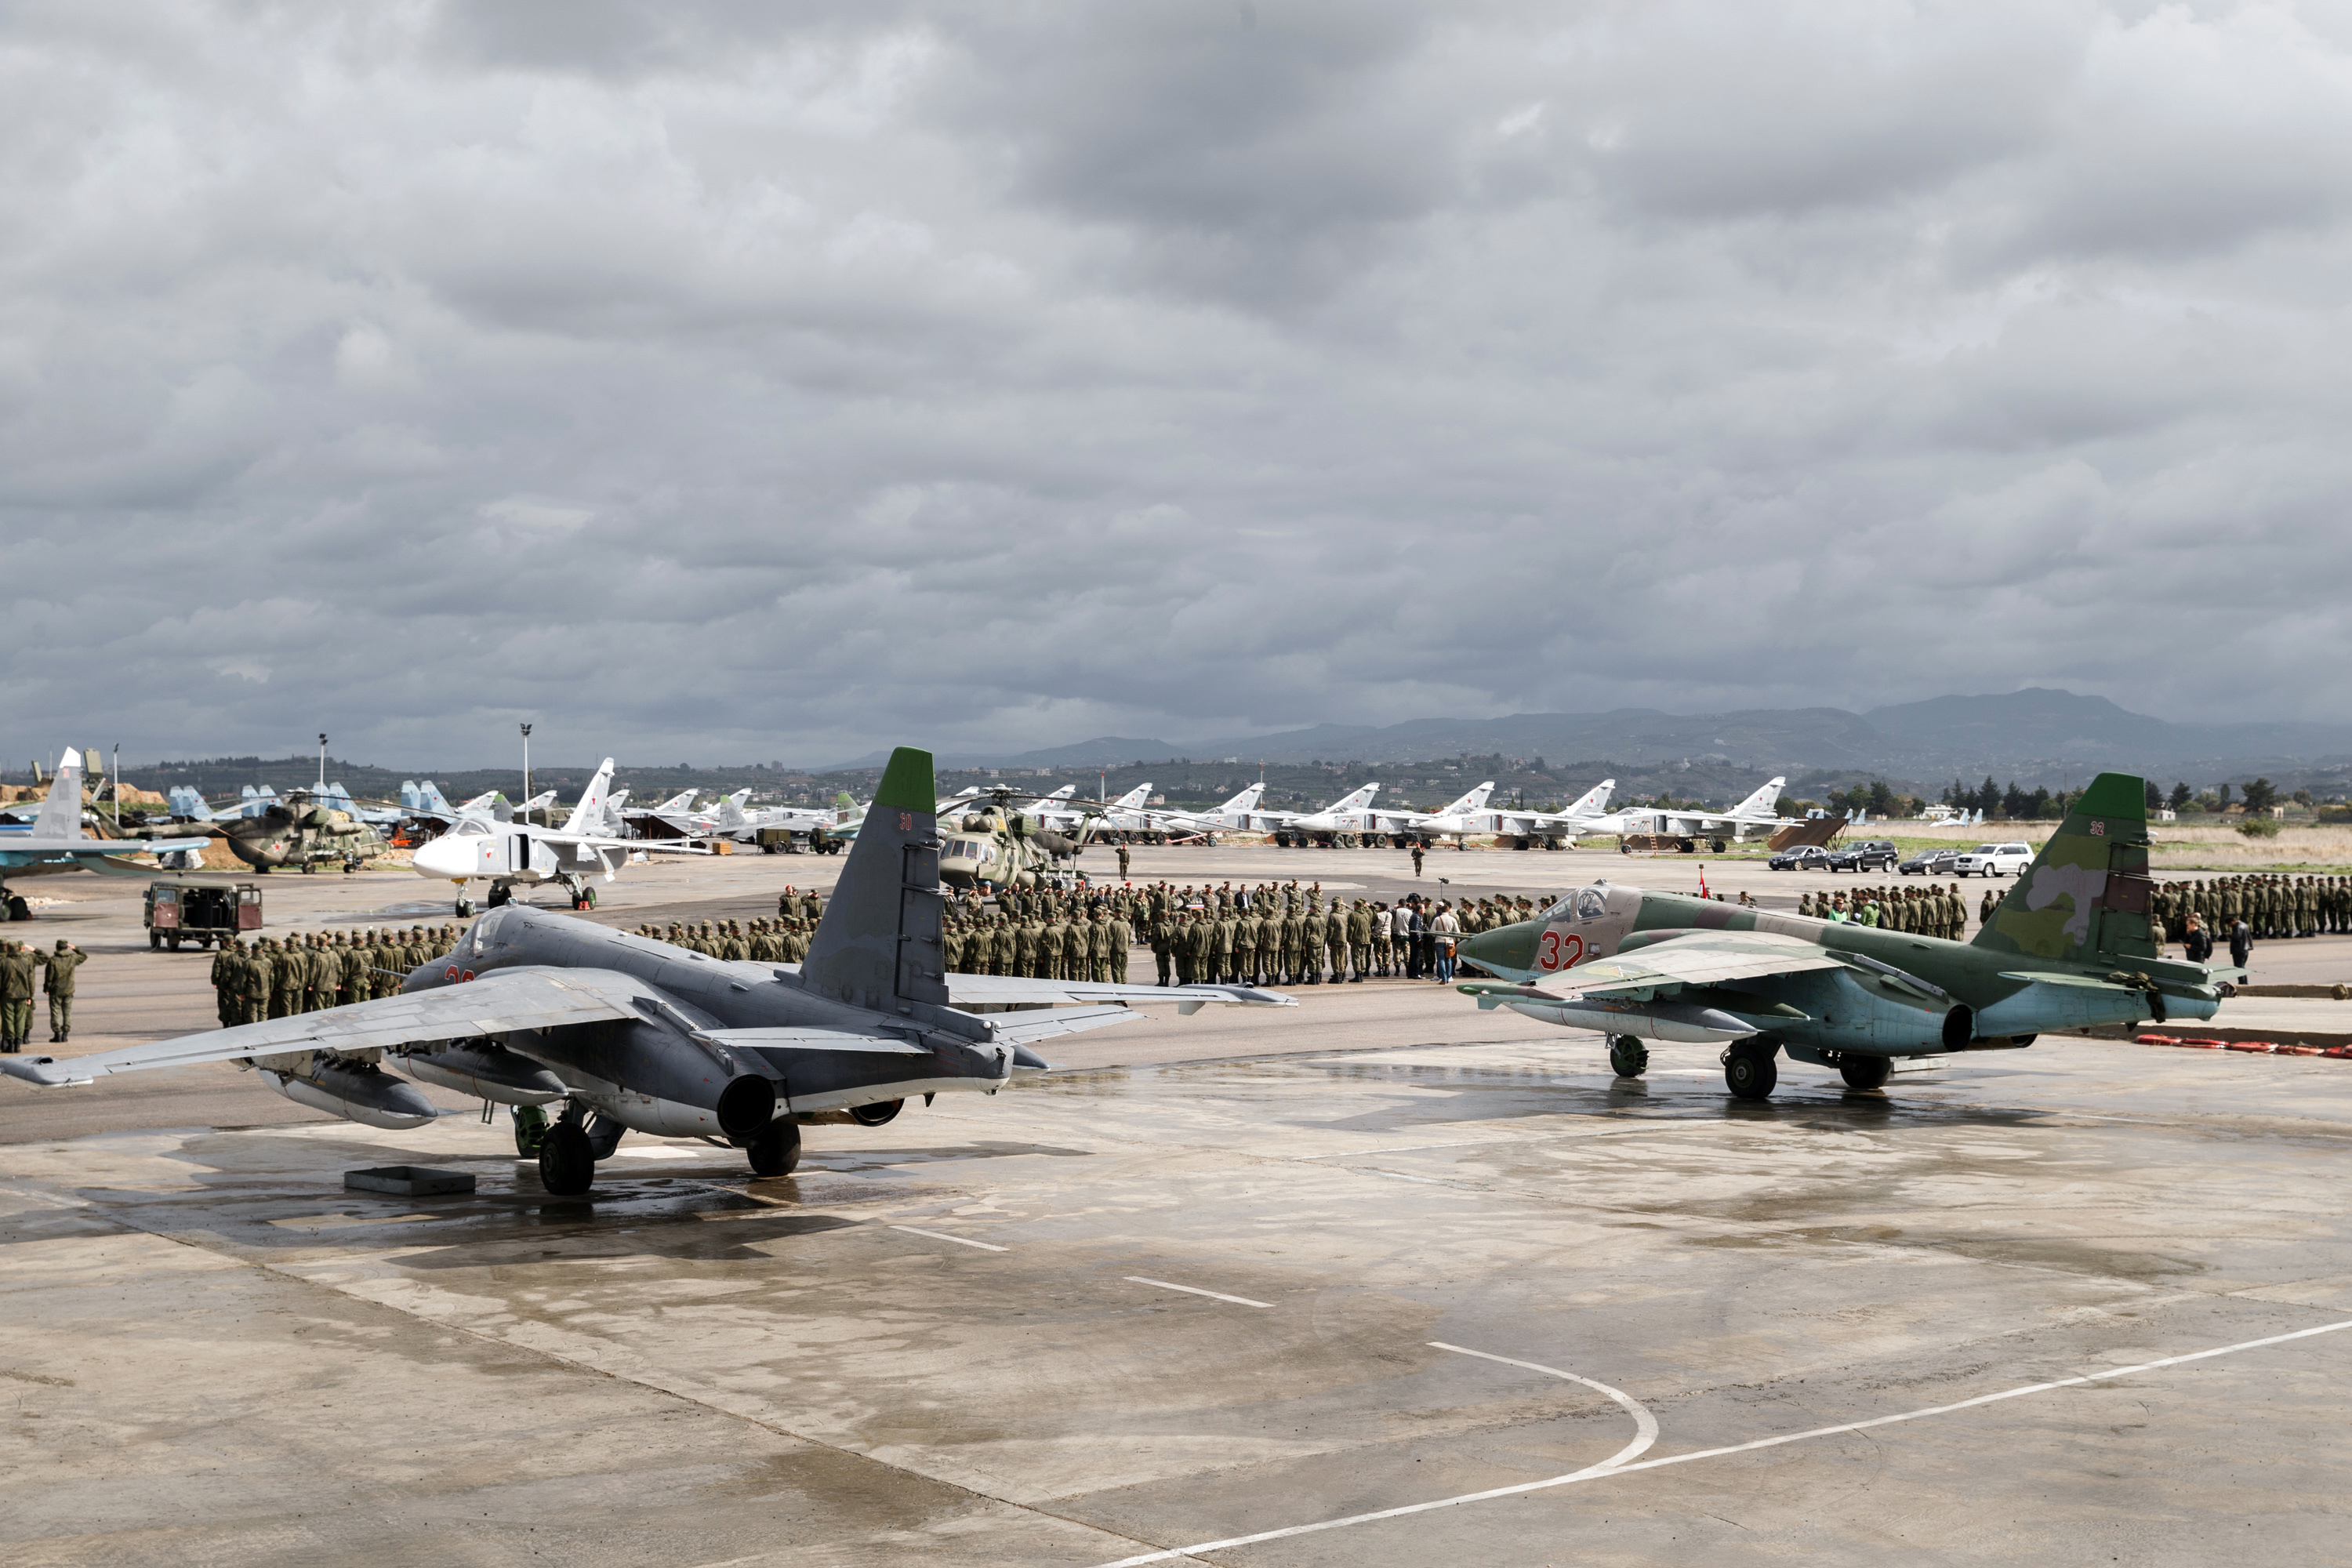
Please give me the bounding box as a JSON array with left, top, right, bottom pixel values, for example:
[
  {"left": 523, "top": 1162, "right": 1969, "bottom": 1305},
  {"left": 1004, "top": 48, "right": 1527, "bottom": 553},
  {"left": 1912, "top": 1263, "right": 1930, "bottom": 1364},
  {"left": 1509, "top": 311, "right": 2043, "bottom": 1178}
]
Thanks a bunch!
[{"left": 5, "top": 1021, "right": 2350, "bottom": 1565}]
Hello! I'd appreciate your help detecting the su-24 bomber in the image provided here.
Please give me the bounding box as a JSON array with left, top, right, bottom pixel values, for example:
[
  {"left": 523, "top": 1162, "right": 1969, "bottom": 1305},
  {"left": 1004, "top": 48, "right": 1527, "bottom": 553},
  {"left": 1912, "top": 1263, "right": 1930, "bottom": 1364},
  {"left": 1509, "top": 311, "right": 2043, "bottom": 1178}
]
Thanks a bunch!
[
  {"left": 0, "top": 748, "right": 1294, "bottom": 1194},
  {"left": 1454, "top": 771, "right": 2236, "bottom": 1098}
]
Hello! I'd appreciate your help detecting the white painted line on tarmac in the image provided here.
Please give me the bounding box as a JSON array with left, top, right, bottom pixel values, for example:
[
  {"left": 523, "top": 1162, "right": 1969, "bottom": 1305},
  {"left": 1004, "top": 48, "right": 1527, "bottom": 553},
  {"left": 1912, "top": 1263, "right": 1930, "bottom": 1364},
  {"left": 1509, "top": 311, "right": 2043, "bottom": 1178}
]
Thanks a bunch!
[
  {"left": 1430, "top": 1341, "right": 1660, "bottom": 1465},
  {"left": 1125, "top": 1276, "right": 1272, "bottom": 1308},
  {"left": 1091, "top": 1316, "right": 2352, "bottom": 1566},
  {"left": 888, "top": 1225, "right": 1008, "bottom": 1252},
  {"left": 1366, "top": 1169, "right": 1446, "bottom": 1184}
]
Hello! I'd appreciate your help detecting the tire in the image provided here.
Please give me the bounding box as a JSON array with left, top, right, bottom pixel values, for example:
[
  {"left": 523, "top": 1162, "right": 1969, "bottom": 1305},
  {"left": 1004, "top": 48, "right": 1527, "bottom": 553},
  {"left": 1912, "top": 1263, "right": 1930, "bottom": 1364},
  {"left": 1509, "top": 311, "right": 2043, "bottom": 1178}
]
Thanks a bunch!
[
  {"left": 850, "top": 1098, "right": 902, "bottom": 1127},
  {"left": 537, "top": 1121, "right": 595, "bottom": 1196},
  {"left": 748, "top": 1120, "right": 801, "bottom": 1178},
  {"left": 456, "top": 898, "right": 475, "bottom": 917},
  {"left": 1607, "top": 1035, "right": 1650, "bottom": 1078},
  {"left": 167, "top": 934, "right": 181, "bottom": 951},
  {"left": 1722, "top": 1041, "right": 1778, "bottom": 1101},
  {"left": 1838, "top": 1054, "right": 1892, "bottom": 1091}
]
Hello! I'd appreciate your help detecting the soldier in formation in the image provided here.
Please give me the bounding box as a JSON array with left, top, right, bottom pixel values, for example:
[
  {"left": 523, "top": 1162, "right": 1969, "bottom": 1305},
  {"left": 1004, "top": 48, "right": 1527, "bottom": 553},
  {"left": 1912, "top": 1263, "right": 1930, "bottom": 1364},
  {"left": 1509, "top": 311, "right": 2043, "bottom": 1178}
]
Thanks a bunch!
[
  {"left": 209, "top": 924, "right": 464, "bottom": 1026},
  {"left": 2148, "top": 874, "right": 2349, "bottom": 946},
  {"left": 1, "top": 939, "right": 34, "bottom": 1052}
]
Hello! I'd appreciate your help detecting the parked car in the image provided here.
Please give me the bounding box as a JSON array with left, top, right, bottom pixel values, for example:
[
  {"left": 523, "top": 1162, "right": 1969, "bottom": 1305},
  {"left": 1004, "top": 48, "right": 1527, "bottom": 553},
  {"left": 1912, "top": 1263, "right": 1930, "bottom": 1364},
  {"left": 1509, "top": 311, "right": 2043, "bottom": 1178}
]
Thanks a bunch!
[
  {"left": 1768, "top": 844, "right": 1835, "bottom": 872},
  {"left": 1899, "top": 848, "right": 1960, "bottom": 876},
  {"left": 1954, "top": 841, "right": 2034, "bottom": 877},
  {"left": 1827, "top": 839, "right": 1900, "bottom": 873}
]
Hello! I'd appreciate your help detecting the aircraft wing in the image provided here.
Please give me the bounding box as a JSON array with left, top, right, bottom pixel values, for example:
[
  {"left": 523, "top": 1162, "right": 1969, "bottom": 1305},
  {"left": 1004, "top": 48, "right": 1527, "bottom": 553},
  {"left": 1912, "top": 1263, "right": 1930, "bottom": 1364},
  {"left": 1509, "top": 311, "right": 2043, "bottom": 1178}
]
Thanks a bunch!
[
  {"left": 939, "top": 974, "right": 1298, "bottom": 1012},
  {"left": 985, "top": 1005, "right": 1141, "bottom": 1046},
  {"left": 1479, "top": 931, "right": 1852, "bottom": 1000},
  {"left": 0, "top": 966, "right": 648, "bottom": 1087}
]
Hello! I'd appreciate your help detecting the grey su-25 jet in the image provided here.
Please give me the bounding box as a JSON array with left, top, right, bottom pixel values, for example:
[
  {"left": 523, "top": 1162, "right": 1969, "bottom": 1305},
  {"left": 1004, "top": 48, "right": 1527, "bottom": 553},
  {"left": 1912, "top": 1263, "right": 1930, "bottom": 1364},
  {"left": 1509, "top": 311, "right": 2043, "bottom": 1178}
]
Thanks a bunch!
[
  {"left": 1454, "top": 773, "right": 2233, "bottom": 1098},
  {"left": 0, "top": 749, "right": 1292, "bottom": 1194}
]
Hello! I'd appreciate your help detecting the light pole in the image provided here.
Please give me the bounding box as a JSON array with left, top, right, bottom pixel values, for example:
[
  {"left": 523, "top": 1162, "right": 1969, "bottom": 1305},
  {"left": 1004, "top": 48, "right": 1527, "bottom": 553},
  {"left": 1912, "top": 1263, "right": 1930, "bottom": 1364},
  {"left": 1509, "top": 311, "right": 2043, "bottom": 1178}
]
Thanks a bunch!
[
  {"left": 112, "top": 742, "right": 121, "bottom": 826},
  {"left": 521, "top": 724, "right": 533, "bottom": 818},
  {"left": 318, "top": 733, "right": 328, "bottom": 796}
]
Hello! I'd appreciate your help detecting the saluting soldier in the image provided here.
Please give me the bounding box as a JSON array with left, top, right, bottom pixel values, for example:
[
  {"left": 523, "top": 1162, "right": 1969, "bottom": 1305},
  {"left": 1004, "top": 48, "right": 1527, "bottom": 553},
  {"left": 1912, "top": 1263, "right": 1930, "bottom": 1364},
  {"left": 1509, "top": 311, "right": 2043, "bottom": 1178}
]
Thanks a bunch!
[{"left": 34, "top": 939, "right": 86, "bottom": 1044}]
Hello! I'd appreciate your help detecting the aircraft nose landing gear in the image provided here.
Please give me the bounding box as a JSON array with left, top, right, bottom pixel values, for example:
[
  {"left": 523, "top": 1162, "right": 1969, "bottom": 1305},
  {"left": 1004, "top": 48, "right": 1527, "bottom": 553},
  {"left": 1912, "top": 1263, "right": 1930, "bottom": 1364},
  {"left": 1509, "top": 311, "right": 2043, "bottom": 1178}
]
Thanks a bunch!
[{"left": 1607, "top": 1035, "right": 1649, "bottom": 1078}]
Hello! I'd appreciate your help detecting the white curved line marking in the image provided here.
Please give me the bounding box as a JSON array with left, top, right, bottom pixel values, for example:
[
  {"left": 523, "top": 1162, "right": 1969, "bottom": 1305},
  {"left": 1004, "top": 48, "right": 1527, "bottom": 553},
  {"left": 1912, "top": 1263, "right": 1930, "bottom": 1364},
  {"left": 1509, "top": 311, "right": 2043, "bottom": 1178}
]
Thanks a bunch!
[
  {"left": 1090, "top": 1317, "right": 2351, "bottom": 1567},
  {"left": 1429, "top": 1341, "right": 1660, "bottom": 1469},
  {"left": 1091, "top": 1341, "right": 1656, "bottom": 1566}
]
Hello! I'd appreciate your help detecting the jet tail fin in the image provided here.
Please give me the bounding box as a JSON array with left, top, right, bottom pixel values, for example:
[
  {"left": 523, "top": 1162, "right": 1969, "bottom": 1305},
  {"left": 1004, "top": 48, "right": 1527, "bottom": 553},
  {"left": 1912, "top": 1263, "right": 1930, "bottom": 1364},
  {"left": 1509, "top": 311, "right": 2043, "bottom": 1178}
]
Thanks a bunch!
[
  {"left": 1218, "top": 782, "right": 1265, "bottom": 814},
  {"left": 561, "top": 758, "right": 615, "bottom": 836},
  {"left": 1973, "top": 772, "right": 2157, "bottom": 964},
  {"left": 1730, "top": 776, "right": 1787, "bottom": 818},
  {"left": 1443, "top": 782, "right": 1495, "bottom": 815},
  {"left": 30, "top": 750, "right": 85, "bottom": 840},
  {"left": 800, "top": 748, "right": 946, "bottom": 1013}
]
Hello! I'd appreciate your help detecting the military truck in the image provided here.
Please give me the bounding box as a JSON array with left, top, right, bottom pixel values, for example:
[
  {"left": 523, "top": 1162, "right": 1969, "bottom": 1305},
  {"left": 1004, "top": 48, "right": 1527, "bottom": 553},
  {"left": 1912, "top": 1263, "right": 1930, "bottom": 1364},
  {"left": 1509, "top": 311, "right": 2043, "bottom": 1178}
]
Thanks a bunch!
[{"left": 144, "top": 877, "right": 263, "bottom": 950}]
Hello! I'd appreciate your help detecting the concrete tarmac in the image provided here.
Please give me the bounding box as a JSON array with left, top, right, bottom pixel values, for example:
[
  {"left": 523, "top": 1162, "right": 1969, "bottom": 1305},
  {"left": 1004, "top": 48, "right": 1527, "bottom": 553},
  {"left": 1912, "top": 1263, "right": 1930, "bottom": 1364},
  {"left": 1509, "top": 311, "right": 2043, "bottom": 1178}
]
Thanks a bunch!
[{"left": 5, "top": 845, "right": 2351, "bottom": 1564}]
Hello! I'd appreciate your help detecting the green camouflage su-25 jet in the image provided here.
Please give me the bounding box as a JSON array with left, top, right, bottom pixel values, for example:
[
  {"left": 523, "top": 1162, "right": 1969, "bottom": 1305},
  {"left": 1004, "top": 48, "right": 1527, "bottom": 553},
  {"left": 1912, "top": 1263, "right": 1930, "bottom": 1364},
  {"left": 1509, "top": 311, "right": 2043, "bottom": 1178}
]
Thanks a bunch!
[{"left": 1454, "top": 772, "right": 2236, "bottom": 1098}]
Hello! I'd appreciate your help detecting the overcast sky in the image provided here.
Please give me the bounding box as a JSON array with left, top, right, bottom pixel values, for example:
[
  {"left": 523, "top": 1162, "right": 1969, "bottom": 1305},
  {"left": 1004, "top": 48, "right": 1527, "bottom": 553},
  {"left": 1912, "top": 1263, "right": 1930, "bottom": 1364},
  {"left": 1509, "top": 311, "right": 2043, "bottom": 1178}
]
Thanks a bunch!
[{"left": 5, "top": 2, "right": 2350, "bottom": 770}]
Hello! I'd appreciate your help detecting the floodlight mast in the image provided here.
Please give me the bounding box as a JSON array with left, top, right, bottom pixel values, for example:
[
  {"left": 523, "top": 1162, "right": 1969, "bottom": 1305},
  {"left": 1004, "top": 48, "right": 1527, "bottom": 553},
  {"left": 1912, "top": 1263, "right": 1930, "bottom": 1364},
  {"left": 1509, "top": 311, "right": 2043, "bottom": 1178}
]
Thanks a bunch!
[{"left": 521, "top": 723, "right": 533, "bottom": 815}]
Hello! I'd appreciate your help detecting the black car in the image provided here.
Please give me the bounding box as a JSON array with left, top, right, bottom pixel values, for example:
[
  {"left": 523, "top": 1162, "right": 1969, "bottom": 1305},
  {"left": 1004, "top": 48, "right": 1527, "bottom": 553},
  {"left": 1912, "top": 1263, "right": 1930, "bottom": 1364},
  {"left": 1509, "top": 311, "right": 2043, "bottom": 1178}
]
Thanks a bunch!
[
  {"left": 1898, "top": 848, "right": 1959, "bottom": 876},
  {"left": 1767, "top": 844, "right": 1834, "bottom": 871},
  {"left": 1827, "top": 839, "right": 1899, "bottom": 873}
]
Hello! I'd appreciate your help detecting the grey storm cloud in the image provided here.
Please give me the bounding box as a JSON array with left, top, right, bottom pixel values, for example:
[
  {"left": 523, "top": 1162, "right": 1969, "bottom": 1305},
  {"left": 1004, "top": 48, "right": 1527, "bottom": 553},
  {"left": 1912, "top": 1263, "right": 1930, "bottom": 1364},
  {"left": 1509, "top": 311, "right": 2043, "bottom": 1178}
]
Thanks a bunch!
[{"left": 4, "top": 0, "right": 2351, "bottom": 770}]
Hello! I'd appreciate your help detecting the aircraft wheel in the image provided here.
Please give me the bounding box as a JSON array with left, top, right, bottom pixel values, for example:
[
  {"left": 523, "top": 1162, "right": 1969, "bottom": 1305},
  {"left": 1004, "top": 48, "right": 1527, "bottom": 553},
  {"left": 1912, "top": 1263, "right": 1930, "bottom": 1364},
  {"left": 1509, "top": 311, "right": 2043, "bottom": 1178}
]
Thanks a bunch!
[
  {"left": 1839, "top": 1054, "right": 1892, "bottom": 1091},
  {"left": 456, "top": 898, "right": 475, "bottom": 917},
  {"left": 1607, "top": 1035, "right": 1649, "bottom": 1078},
  {"left": 167, "top": 933, "right": 182, "bottom": 951},
  {"left": 748, "top": 1120, "right": 801, "bottom": 1178},
  {"left": 1722, "top": 1040, "right": 1779, "bottom": 1101},
  {"left": 850, "top": 1098, "right": 902, "bottom": 1127},
  {"left": 537, "top": 1121, "right": 596, "bottom": 1196},
  {"left": 510, "top": 1104, "right": 549, "bottom": 1156}
]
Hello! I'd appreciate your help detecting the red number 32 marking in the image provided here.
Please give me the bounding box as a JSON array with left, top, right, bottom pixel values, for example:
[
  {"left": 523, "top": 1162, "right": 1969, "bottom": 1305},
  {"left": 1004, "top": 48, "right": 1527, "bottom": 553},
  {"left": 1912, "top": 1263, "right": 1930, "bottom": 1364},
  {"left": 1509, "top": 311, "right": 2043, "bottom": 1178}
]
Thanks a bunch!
[{"left": 1537, "top": 931, "right": 1585, "bottom": 971}]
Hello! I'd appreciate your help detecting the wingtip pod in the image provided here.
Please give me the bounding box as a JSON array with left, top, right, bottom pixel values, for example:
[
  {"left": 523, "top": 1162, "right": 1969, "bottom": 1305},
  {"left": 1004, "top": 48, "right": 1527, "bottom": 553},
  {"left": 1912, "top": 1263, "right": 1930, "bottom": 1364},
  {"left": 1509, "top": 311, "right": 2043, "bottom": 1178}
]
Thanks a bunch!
[{"left": 0, "top": 1055, "right": 82, "bottom": 1088}]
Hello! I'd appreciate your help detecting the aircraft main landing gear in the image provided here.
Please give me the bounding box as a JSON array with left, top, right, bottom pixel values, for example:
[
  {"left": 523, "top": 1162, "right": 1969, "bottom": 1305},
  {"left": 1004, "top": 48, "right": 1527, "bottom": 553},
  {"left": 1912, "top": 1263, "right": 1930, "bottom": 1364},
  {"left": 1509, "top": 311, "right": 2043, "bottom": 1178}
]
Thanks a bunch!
[
  {"left": 1722, "top": 1036, "right": 1779, "bottom": 1101},
  {"left": 538, "top": 1118, "right": 596, "bottom": 1196},
  {"left": 1607, "top": 1035, "right": 1649, "bottom": 1078},
  {"left": 510, "top": 1104, "right": 549, "bottom": 1156},
  {"left": 748, "top": 1120, "right": 801, "bottom": 1178},
  {"left": 1838, "top": 1054, "right": 1892, "bottom": 1091},
  {"left": 456, "top": 898, "right": 475, "bottom": 917}
]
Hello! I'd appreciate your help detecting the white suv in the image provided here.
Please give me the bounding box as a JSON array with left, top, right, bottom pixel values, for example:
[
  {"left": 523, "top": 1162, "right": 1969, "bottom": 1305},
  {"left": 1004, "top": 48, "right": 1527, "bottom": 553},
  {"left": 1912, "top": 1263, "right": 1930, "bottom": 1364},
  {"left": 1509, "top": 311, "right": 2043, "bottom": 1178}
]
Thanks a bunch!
[{"left": 1954, "top": 842, "right": 2034, "bottom": 877}]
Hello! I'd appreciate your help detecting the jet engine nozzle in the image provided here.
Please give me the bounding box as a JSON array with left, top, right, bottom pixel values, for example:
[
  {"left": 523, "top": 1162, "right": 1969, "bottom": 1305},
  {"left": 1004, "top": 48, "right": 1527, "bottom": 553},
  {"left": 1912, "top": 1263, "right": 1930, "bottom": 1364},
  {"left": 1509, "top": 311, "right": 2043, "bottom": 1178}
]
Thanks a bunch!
[{"left": 716, "top": 1073, "right": 779, "bottom": 1140}]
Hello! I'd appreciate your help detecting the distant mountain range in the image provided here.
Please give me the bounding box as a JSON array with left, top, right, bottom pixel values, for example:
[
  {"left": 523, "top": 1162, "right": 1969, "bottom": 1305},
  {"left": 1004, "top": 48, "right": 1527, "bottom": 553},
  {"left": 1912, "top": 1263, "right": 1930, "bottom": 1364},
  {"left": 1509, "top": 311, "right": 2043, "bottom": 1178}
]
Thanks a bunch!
[{"left": 831, "top": 690, "right": 2352, "bottom": 787}]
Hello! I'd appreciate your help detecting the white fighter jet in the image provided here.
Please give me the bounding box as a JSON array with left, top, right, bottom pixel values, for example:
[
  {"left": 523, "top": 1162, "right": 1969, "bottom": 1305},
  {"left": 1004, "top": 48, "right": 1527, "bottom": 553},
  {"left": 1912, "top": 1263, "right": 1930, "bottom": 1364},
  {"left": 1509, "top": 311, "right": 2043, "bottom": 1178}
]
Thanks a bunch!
[
  {"left": 0, "top": 750, "right": 212, "bottom": 914},
  {"left": 408, "top": 758, "right": 703, "bottom": 915},
  {"left": 1264, "top": 783, "right": 1382, "bottom": 846},
  {"left": 1596, "top": 776, "right": 1794, "bottom": 847},
  {"left": 1404, "top": 779, "right": 1618, "bottom": 848},
  {"left": 1140, "top": 782, "right": 1272, "bottom": 839}
]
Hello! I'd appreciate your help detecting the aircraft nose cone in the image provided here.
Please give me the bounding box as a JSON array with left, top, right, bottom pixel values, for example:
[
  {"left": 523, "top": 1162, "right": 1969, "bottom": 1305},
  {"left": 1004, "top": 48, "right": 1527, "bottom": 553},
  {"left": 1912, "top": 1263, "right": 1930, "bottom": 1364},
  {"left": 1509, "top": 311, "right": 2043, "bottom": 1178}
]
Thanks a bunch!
[
  {"left": 412, "top": 837, "right": 468, "bottom": 880},
  {"left": 1463, "top": 921, "right": 1537, "bottom": 977}
]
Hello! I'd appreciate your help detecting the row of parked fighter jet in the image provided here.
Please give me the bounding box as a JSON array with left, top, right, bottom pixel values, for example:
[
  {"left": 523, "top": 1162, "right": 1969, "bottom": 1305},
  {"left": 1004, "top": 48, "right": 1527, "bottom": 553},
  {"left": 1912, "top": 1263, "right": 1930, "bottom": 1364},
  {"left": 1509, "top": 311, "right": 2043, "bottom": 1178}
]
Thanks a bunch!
[{"left": 1048, "top": 772, "right": 1800, "bottom": 848}]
